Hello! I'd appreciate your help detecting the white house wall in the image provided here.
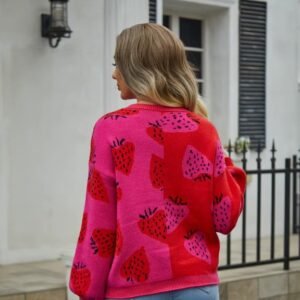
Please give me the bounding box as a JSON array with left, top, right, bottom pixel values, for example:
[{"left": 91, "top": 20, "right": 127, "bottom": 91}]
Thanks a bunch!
[
  {"left": 235, "top": 0, "right": 300, "bottom": 240},
  {"left": 266, "top": 0, "right": 299, "bottom": 160},
  {"left": 0, "top": 0, "right": 299, "bottom": 265},
  {"left": 0, "top": 0, "right": 148, "bottom": 265}
]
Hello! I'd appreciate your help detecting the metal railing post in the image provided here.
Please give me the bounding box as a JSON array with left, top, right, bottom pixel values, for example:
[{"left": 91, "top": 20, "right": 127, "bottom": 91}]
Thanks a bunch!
[
  {"left": 292, "top": 155, "right": 297, "bottom": 233},
  {"left": 241, "top": 142, "right": 247, "bottom": 263},
  {"left": 270, "top": 141, "right": 276, "bottom": 259},
  {"left": 256, "top": 142, "right": 262, "bottom": 262},
  {"left": 284, "top": 158, "right": 291, "bottom": 270}
]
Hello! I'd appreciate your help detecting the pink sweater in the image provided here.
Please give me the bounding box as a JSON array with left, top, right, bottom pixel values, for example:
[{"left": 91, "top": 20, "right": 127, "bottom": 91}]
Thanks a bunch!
[{"left": 69, "top": 103, "right": 246, "bottom": 300}]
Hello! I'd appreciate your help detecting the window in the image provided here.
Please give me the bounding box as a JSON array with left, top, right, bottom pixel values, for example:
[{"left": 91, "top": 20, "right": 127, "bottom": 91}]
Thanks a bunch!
[{"left": 163, "top": 15, "right": 204, "bottom": 95}]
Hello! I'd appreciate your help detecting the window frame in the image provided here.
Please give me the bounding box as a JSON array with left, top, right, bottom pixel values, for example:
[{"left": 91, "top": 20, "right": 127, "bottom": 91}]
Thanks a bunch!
[{"left": 163, "top": 12, "right": 206, "bottom": 96}]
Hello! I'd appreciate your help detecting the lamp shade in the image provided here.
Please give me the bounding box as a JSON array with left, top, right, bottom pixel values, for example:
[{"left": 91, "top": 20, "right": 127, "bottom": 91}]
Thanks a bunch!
[{"left": 49, "top": 0, "right": 72, "bottom": 38}]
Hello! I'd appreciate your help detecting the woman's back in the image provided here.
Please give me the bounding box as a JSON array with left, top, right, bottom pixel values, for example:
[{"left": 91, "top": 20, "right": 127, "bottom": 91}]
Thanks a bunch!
[{"left": 69, "top": 103, "right": 246, "bottom": 299}]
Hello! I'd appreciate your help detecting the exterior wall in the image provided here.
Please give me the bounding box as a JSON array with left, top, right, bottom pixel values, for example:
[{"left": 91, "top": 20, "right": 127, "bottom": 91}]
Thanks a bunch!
[
  {"left": 0, "top": 0, "right": 299, "bottom": 265},
  {"left": 241, "top": 0, "right": 300, "bottom": 239},
  {"left": 266, "top": 0, "right": 299, "bottom": 160},
  {"left": 0, "top": 0, "right": 148, "bottom": 264}
]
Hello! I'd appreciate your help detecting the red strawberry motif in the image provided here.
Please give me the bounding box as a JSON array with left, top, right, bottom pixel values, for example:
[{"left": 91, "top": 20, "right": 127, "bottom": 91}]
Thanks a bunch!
[
  {"left": 90, "top": 228, "right": 116, "bottom": 257},
  {"left": 116, "top": 222, "right": 123, "bottom": 255},
  {"left": 104, "top": 108, "right": 139, "bottom": 120},
  {"left": 146, "top": 121, "right": 164, "bottom": 145},
  {"left": 116, "top": 182, "right": 122, "bottom": 202},
  {"left": 112, "top": 138, "right": 135, "bottom": 175},
  {"left": 78, "top": 213, "right": 88, "bottom": 243},
  {"left": 87, "top": 168, "right": 109, "bottom": 202},
  {"left": 138, "top": 207, "right": 167, "bottom": 242},
  {"left": 120, "top": 247, "right": 150, "bottom": 283},
  {"left": 150, "top": 154, "right": 164, "bottom": 189},
  {"left": 70, "top": 262, "right": 91, "bottom": 296}
]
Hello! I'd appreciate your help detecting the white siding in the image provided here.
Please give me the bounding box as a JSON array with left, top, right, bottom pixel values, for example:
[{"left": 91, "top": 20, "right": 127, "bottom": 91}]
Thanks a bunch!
[{"left": 0, "top": 0, "right": 148, "bottom": 264}]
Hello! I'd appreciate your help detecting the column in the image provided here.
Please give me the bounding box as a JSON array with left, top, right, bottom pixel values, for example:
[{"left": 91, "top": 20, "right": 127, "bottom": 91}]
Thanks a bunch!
[{"left": 103, "top": 0, "right": 149, "bottom": 113}]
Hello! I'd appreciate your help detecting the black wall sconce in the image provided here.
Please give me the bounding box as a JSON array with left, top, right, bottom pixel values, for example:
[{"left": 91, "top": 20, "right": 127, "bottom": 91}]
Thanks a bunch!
[{"left": 41, "top": 0, "right": 72, "bottom": 48}]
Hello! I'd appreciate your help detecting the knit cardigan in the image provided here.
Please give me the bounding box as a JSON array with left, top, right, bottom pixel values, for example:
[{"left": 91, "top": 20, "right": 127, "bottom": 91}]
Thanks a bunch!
[{"left": 69, "top": 103, "right": 246, "bottom": 300}]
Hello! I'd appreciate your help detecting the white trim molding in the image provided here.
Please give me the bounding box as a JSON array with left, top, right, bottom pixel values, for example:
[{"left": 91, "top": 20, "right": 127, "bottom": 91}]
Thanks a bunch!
[{"left": 0, "top": 51, "right": 9, "bottom": 264}]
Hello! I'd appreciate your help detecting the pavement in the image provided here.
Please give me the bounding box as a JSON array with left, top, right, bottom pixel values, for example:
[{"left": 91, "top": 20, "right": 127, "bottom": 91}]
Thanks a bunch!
[{"left": 0, "top": 234, "right": 299, "bottom": 300}]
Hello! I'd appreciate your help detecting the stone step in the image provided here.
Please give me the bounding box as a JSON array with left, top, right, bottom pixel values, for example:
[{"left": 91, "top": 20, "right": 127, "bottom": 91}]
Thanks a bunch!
[{"left": 0, "top": 260, "right": 67, "bottom": 300}]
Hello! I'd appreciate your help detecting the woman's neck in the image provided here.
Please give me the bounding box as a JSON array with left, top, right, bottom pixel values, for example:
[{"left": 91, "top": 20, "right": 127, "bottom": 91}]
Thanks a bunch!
[{"left": 136, "top": 98, "right": 156, "bottom": 105}]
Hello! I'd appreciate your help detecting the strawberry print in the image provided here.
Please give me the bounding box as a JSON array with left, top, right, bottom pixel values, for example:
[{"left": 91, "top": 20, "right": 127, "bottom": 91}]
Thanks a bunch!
[
  {"left": 156, "top": 112, "right": 199, "bottom": 132},
  {"left": 182, "top": 145, "right": 213, "bottom": 182},
  {"left": 146, "top": 121, "right": 164, "bottom": 145},
  {"left": 90, "top": 228, "right": 116, "bottom": 257},
  {"left": 184, "top": 230, "right": 211, "bottom": 263},
  {"left": 138, "top": 207, "right": 167, "bottom": 242},
  {"left": 150, "top": 154, "right": 164, "bottom": 189},
  {"left": 116, "top": 222, "right": 123, "bottom": 255},
  {"left": 112, "top": 138, "right": 135, "bottom": 175},
  {"left": 120, "top": 247, "right": 150, "bottom": 283},
  {"left": 70, "top": 262, "right": 91, "bottom": 297},
  {"left": 87, "top": 168, "right": 109, "bottom": 202},
  {"left": 104, "top": 108, "right": 139, "bottom": 120},
  {"left": 214, "top": 141, "right": 226, "bottom": 177},
  {"left": 164, "top": 196, "right": 189, "bottom": 233},
  {"left": 78, "top": 213, "right": 88, "bottom": 243},
  {"left": 213, "top": 194, "right": 231, "bottom": 233}
]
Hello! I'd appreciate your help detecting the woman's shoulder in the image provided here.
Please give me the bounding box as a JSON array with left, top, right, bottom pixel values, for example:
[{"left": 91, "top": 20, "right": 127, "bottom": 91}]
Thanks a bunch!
[
  {"left": 92, "top": 105, "right": 140, "bottom": 134},
  {"left": 186, "top": 111, "right": 219, "bottom": 136},
  {"left": 101, "top": 106, "right": 140, "bottom": 121}
]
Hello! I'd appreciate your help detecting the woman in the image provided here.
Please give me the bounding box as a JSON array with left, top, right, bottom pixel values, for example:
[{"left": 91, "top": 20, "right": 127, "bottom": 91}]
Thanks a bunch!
[{"left": 69, "top": 23, "right": 246, "bottom": 300}]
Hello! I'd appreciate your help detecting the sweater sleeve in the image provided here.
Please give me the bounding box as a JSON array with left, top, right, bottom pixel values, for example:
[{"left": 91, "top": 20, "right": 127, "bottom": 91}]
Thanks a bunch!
[
  {"left": 212, "top": 136, "right": 247, "bottom": 235},
  {"left": 69, "top": 118, "right": 116, "bottom": 300}
]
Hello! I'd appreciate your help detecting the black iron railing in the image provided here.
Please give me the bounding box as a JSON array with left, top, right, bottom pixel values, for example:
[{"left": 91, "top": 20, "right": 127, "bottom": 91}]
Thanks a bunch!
[{"left": 219, "top": 141, "right": 300, "bottom": 270}]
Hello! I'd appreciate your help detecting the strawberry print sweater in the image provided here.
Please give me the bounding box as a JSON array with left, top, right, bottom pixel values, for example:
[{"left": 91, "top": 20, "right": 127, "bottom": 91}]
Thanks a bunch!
[{"left": 69, "top": 103, "right": 246, "bottom": 300}]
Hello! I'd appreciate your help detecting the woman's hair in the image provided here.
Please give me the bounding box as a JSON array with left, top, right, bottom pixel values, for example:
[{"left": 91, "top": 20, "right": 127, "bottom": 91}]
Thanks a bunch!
[{"left": 114, "top": 23, "right": 208, "bottom": 118}]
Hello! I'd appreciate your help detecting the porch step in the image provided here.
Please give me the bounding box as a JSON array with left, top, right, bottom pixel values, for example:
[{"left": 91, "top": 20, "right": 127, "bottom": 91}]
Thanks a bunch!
[
  {"left": 0, "top": 260, "right": 67, "bottom": 300},
  {"left": 0, "top": 258, "right": 300, "bottom": 300}
]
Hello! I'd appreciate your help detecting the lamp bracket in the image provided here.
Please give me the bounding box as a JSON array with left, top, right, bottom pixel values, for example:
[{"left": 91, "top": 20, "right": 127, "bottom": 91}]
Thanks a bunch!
[{"left": 41, "top": 14, "right": 51, "bottom": 38}]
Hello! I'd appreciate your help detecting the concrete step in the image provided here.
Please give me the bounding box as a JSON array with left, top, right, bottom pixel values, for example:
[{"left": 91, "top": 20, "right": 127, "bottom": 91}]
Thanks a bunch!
[{"left": 1, "top": 234, "right": 300, "bottom": 300}]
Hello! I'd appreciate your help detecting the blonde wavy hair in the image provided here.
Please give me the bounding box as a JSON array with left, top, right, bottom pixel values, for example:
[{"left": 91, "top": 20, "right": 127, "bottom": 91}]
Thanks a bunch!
[{"left": 114, "top": 23, "right": 208, "bottom": 118}]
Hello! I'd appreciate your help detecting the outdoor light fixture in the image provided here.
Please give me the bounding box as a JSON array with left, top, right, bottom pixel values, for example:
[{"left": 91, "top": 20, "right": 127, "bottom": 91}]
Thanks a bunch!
[{"left": 41, "top": 0, "right": 72, "bottom": 48}]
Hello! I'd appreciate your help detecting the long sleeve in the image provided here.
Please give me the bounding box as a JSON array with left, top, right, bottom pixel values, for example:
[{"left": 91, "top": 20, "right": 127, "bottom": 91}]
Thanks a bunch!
[
  {"left": 69, "top": 119, "right": 117, "bottom": 300},
  {"left": 212, "top": 138, "right": 246, "bottom": 235}
]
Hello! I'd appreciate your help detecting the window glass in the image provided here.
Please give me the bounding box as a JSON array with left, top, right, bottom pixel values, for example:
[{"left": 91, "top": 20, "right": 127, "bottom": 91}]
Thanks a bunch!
[
  {"left": 163, "top": 15, "right": 170, "bottom": 28},
  {"left": 186, "top": 51, "right": 202, "bottom": 78},
  {"left": 179, "top": 18, "right": 202, "bottom": 48},
  {"left": 198, "top": 82, "right": 203, "bottom": 94}
]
